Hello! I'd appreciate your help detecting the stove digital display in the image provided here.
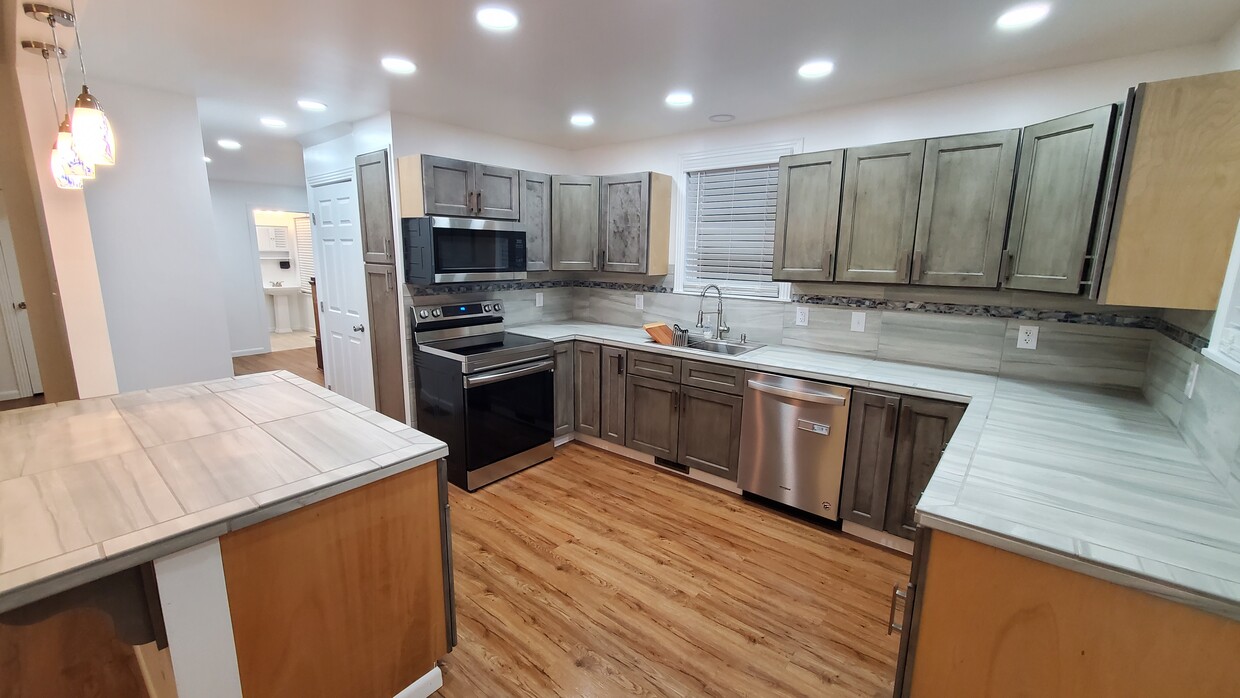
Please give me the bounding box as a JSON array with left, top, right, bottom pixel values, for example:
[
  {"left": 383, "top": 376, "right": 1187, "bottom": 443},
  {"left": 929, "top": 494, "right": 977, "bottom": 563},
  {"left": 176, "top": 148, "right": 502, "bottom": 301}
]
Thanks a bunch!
[{"left": 443, "top": 303, "right": 484, "bottom": 318}]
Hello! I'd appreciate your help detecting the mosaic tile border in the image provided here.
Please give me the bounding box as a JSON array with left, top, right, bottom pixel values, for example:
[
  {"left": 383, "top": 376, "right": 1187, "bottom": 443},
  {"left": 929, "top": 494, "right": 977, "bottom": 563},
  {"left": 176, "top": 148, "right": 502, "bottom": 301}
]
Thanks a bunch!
[{"left": 406, "top": 279, "right": 1209, "bottom": 352}]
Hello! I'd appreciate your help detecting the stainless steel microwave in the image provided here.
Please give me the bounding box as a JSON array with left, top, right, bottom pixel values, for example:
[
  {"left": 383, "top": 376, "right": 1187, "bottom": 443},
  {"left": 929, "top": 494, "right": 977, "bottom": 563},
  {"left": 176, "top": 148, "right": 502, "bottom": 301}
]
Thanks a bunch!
[{"left": 403, "top": 216, "right": 527, "bottom": 284}]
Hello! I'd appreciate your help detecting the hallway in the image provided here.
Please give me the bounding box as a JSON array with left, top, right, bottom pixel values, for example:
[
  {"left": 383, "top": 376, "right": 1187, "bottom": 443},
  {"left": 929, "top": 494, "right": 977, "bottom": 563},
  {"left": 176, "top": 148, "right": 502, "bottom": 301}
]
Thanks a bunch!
[{"left": 233, "top": 346, "right": 324, "bottom": 387}]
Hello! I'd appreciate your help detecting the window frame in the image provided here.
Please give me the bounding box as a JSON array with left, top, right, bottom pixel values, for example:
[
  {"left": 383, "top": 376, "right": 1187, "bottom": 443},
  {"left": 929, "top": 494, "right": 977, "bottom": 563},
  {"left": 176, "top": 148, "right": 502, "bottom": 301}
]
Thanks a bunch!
[{"left": 1204, "top": 218, "right": 1240, "bottom": 376}]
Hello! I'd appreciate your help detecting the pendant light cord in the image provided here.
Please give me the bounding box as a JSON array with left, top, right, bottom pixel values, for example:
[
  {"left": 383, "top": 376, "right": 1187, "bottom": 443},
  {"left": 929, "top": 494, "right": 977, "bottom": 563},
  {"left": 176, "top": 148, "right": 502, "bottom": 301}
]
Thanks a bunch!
[
  {"left": 68, "top": 0, "right": 89, "bottom": 84},
  {"left": 46, "top": 19, "right": 73, "bottom": 111},
  {"left": 42, "top": 47, "right": 60, "bottom": 120}
]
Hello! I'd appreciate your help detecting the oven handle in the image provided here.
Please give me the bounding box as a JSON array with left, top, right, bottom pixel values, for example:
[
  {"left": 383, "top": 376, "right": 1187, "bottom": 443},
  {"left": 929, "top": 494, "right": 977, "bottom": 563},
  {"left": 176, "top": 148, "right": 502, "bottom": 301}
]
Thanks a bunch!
[{"left": 464, "top": 359, "right": 555, "bottom": 389}]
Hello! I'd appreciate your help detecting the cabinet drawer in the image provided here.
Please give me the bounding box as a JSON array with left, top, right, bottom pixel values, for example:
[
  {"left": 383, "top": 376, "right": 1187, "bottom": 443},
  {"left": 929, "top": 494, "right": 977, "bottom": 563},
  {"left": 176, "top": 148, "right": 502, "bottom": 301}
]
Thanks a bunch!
[
  {"left": 681, "top": 360, "right": 745, "bottom": 396},
  {"left": 627, "top": 350, "right": 682, "bottom": 382}
]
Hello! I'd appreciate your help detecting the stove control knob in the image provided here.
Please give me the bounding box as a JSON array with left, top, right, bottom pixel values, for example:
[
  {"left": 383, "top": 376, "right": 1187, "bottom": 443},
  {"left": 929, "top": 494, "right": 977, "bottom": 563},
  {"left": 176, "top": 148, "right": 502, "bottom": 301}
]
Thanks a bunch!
[
  {"left": 431, "top": 309, "right": 441, "bottom": 318},
  {"left": 493, "top": 302, "right": 502, "bottom": 312},
  {"left": 482, "top": 303, "right": 492, "bottom": 312},
  {"left": 418, "top": 310, "right": 429, "bottom": 319}
]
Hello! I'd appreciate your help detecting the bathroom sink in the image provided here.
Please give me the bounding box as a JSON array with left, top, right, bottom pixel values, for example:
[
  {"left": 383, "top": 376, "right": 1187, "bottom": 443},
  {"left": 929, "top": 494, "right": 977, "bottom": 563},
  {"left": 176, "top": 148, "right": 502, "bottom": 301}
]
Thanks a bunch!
[{"left": 686, "top": 338, "right": 763, "bottom": 356}]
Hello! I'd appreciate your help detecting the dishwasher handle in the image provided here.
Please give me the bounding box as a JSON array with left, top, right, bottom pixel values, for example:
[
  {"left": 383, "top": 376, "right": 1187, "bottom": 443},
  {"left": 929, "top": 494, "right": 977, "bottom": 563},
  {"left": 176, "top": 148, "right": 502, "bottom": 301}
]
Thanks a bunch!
[{"left": 746, "top": 379, "right": 847, "bottom": 406}]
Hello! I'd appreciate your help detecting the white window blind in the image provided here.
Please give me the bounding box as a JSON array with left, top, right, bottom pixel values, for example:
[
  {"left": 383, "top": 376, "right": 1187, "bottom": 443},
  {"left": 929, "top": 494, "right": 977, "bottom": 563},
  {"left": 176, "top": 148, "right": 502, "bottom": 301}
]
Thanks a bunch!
[
  {"left": 293, "top": 216, "right": 315, "bottom": 294},
  {"left": 1207, "top": 219, "right": 1240, "bottom": 374},
  {"left": 681, "top": 164, "right": 787, "bottom": 300}
]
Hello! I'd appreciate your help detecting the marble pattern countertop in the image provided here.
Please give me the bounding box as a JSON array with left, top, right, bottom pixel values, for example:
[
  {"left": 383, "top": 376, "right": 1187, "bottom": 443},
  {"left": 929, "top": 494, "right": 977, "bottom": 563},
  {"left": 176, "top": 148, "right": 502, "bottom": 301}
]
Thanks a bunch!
[
  {"left": 512, "top": 322, "right": 1240, "bottom": 618},
  {"left": 0, "top": 371, "right": 447, "bottom": 614}
]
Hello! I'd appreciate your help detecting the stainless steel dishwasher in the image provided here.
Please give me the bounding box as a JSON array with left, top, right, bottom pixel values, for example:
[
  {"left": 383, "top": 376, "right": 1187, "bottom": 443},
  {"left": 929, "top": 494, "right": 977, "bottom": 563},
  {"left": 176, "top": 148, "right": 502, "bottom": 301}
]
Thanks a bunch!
[{"left": 738, "top": 371, "right": 852, "bottom": 519}]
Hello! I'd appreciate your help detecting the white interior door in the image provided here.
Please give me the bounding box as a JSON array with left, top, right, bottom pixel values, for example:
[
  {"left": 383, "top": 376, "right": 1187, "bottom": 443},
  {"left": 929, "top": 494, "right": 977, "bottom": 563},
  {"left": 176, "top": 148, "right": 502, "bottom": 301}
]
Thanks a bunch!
[
  {"left": 0, "top": 194, "right": 39, "bottom": 400},
  {"left": 309, "top": 178, "right": 375, "bottom": 408}
]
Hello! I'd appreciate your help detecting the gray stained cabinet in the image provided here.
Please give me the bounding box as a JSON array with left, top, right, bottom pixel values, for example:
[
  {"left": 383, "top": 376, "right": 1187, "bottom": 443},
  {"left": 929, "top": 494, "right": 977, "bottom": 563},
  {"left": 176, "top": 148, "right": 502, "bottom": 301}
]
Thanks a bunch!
[
  {"left": 573, "top": 342, "right": 601, "bottom": 437},
  {"left": 600, "top": 346, "right": 628, "bottom": 445},
  {"left": 520, "top": 171, "right": 552, "bottom": 272},
  {"left": 553, "top": 342, "right": 575, "bottom": 437},
  {"left": 836, "top": 139, "right": 926, "bottom": 284},
  {"left": 885, "top": 397, "right": 964, "bottom": 540},
  {"left": 625, "top": 374, "right": 680, "bottom": 460},
  {"left": 362, "top": 264, "right": 405, "bottom": 424},
  {"left": 356, "top": 150, "right": 396, "bottom": 265},
  {"left": 1003, "top": 105, "right": 1115, "bottom": 294},
  {"left": 772, "top": 150, "right": 844, "bottom": 281},
  {"left": 551, "top": 175, "right": 601, "bottom": 271},
  {"left": 912, "top": 130, "right": 1020, "bottom": 287},
  {"left": 676, "top": 386, "right": 743, "bottom": 480},
  {"left": 421, "top": 155, "right": 520, "bottom": 220},
  {"left": 599, "top": 173, "right": 652, "bottom": 273}
]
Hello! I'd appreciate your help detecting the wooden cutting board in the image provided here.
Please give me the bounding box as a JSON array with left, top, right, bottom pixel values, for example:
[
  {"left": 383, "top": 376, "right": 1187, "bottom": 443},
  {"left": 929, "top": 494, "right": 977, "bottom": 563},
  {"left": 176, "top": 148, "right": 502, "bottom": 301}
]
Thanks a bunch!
[{"left": 643, "top": 322, "right": 674, "bottom": 345}]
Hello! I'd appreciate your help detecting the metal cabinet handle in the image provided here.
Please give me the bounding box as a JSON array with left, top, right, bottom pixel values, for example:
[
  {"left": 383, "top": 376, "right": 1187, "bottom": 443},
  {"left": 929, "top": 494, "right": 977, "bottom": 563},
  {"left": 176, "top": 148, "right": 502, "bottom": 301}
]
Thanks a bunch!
[
  {"left": 616, "top": 355, "right": 624, "bottom": 375},
  {"left": 476, "top": 190, "right": 482, "bottom": 212},
  {"left": 1000, "top": 250, "right": 1014, "bottom": 282},
  {"left": 465, "top": 191, "right": 473, "bottom": 212},
  {"left": 746, "top": 379, "right": 846, "bottom": 406},
  {"left": 885, "top": 400, "right": 899, "bottom": 436},
  {"left": 353, "top": 324, "right": 366, "bottom": 333},
  {"left": 887, "top": 583, "right": 908, "bottom": 635},
  {"left": 911, "top": 251, "right": 924, "bottom": 282},
  {"left": 672, "top": 390, "right": 679, "bottom": 411},
  {"left": 384, "top": 237, "right": 392, "bottom": 261}
]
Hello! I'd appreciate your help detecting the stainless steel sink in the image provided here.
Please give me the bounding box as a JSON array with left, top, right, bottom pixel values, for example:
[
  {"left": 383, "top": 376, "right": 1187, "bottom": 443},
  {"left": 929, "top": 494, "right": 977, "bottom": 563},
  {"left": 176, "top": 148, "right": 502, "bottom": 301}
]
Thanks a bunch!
[{"left": 686, "top": 338, "right": 763, "bottom": 356}]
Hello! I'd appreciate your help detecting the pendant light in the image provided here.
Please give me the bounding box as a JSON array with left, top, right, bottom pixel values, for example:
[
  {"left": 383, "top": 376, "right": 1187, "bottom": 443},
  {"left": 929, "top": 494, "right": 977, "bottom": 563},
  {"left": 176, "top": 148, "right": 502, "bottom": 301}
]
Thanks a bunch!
[
  {"left": 32, "top": 40, "right": 84, "bottom": 189},
  {"left": 67, "top": 0, "right": 115, "bottom": 166},
  {"left": 46, "top": 20, "right": 93, "bottom": 179}
]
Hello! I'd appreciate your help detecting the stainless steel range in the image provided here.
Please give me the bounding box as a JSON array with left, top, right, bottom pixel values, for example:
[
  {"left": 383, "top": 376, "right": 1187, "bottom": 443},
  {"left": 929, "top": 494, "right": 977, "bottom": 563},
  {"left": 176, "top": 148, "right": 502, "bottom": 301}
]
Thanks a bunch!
[{"left": 411, "top": 299, "right": 555, "bottom": 490}]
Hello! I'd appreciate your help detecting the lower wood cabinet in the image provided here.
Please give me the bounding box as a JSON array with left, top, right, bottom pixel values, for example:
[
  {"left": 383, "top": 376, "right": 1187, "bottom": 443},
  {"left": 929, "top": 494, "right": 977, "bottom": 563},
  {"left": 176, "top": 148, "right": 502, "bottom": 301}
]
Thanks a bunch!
[
  {"left": 625, "top": 375, "right": 679, "bottom": 460},
  {"left": 676, "top": 385, "right": 743, "bottom": 480},
  {"left": 553, "top": 342, "right": 574, "bottom": 437},
  {"left": 885, "top": 397, "right": 964, "bottom": 538},
  {"left": 573, "top": 342, "right": 602, "bottom": 437},
  {"left": 600, "top": 346, "right": 628, "bottom": 445}
]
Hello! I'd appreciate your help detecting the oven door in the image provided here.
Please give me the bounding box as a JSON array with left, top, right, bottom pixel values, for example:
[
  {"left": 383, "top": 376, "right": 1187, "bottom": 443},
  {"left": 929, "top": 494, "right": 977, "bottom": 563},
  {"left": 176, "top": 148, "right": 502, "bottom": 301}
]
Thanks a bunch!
[
  {"left": 431, "top": 223, "right": 527, "bottom": 282},
  {"left": 462, "top": 359, "right": 554, "bottom": 471}
]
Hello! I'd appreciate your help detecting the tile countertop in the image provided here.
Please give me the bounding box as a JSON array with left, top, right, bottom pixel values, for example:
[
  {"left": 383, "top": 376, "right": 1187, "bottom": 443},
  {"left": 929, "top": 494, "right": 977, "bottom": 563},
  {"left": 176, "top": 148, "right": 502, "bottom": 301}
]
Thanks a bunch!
[
  {"left": 513, "top": 322, "right": 1240, "bottom": 619},
  {"left": 0, "top": 371, "right": 447, "bottom": 614}
]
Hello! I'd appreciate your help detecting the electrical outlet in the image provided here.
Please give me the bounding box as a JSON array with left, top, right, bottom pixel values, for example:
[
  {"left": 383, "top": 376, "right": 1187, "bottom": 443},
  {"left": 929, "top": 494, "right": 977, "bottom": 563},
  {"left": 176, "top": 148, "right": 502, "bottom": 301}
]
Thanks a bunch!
[
  {"left": 535, "top": 292, "right": 544, "bottom": 308},
  {"left": 850, "top": 312, "right": 866, "bottom": 333},
  {"left": 1017, "top": 325, "right": 1039, "bottom": 350},
  {"left": 795, "top": 307, "right": 809, "bottom": 327},
  {"left": 1185, "top": 362, "right": 1199, "bottom": 399},
  {"left": 635, "top": 294, "right": 644, "bottom": 310}
]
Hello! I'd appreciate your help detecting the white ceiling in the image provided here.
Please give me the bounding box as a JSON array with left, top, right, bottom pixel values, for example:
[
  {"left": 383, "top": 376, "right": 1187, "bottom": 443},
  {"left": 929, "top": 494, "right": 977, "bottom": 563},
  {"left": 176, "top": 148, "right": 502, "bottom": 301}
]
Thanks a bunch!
[{"left": 42, "top": 0, "right": 1240, "bottom": 184}]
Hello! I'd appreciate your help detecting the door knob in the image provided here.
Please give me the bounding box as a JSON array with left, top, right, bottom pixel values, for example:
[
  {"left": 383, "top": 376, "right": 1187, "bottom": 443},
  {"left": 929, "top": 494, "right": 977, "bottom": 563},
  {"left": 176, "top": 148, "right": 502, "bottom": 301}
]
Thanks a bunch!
[
  {"left": 353, "top": 324, "right": 365, "bottom": 333},
  {"left": 13, "top": 301, "right": 26, "bottom": 310}
]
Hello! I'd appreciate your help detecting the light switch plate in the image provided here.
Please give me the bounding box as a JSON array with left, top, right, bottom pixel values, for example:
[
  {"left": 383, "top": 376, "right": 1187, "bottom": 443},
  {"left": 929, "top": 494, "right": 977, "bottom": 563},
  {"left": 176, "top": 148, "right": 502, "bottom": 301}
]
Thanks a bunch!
[
  {"left": 850, "top": 312, "right": 866, "bottom": 333},
  {"left": 1185, "top": 362, "right": 1199, "bottom": 399},
  {"left": 635, "top": 294, "right": 644, "bottom": 310},
  {"left": 1017, "top": 325, "right": 1039, "bottom": 350},
  {"left": 535, "top": 292, "right": 544, "bottom": 308},
  {"left": 795, "top": 307, "right": 809, "bottom": 327}
]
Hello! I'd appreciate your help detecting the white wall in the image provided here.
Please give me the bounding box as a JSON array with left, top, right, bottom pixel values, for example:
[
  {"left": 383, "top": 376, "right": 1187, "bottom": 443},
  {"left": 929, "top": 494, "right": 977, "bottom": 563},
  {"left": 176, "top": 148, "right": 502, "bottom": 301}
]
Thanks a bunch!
[
  {"left": 390, "top": 111, "right": 574, "bottom": 175},
  {"left": 1219, "top": 19, "right": 1240, "bottom": 70},
  {"left": 83, "top": 79, "right": 233, "bottom": 391},
  {"left": 208, "top": 180, "right": 309, "bottom": 355}
]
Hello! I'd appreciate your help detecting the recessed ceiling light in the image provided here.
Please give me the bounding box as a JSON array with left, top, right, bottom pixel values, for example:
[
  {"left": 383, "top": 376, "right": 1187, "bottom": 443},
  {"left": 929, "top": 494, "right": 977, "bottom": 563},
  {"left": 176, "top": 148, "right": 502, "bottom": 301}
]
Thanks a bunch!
[
  {"left": 665, "top": 91, "right": 694, "bottom": 108},
  {"left": 381, "top": 56, "right": 417, "bottom": 75},
  {"left": 996, "top": 2, "right": 1051, "bottom": 30},
  {"left": 709, "top": 114, "right": 735, "bottom": 123},
  {"left": 297, "top": 99, "right": 327, "bottom": 112},
  {"left": 203, "top": 156, "right": 212, "bottom": 163},
  {"left": 476, "top": 7, "right": 518, "bottom": 32},
  {"left": 570, "top": 113, "right": 595, "bottom": 127},
  {"left": 217, "top": 139, "right": 241, "bottom": 150},
  {"left": 798, "top": 60, "right": 835, "bottom": 79},
  {"left": 260, "top": 116, "right": 287, "bottom": 129}
]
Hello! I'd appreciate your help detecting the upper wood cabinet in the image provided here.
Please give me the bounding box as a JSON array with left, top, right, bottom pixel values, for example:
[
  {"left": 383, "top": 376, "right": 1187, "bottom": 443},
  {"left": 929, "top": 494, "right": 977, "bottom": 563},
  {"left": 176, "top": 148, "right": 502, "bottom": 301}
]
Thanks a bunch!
[
  {"left": 599, "top": 173, "right": 672, "bottom": 275},
  {"left": 1098, "top": 69, "right": 1240, "bottom": 309},
  {"left": 772, "top": 150, "right": 844, "bottom": 281},
  {"left": 836, "top": 140, "right": 926, "bottom": 284},
  {"left": 1003, "top": 105, "right": 1115, "bottom": 294},
  {"left": 414, "top": 155, "right": 520, "bottom": 220},
  {"left": 356, "top": 150, "right": 396, "bottom": 265},
  {"left": 520, "top": 171, "right": 552, "bottom": 272},
  {"left": 912, "top": 130, "right": 1019, "bottom": 287},
  {"left": 551, "top": 175, "right": 600, "bottom": 271}
]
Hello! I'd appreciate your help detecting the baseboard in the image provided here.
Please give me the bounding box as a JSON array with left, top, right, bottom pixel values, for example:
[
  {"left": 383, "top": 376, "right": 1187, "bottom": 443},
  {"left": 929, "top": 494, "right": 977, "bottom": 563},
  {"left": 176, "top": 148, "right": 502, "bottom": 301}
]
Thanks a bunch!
[
  {"left": 231, "top": 346, "right": 268, "bottom": 358},
  {"left": 841, "top": 520, "right": 915, "bottom": 555},
  {"left": 568, "top": 435, "right": 742, "bottom": 494},
  {"left": 392, "top": 665, "right": 443, "bottom": 698}
]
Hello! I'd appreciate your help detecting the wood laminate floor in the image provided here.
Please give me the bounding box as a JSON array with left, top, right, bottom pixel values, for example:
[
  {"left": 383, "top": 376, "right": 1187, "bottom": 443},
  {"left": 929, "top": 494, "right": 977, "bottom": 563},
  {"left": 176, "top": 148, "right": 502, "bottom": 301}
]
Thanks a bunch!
[
  {"left": 232, "top": 347, "right": 324, "bottom": 387},
  {"left": 437, "top": 443, "right": 911, "bottom": 698}
]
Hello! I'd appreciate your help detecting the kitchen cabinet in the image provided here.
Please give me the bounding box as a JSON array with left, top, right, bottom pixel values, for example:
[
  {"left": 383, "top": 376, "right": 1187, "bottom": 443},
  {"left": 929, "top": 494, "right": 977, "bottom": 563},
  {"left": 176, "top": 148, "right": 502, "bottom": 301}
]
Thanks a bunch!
[
  {"left": 839, "top": 389, "right": 901, "bottom": 529},
  {"left": 599, "top": 172, "right": 672, "bottom": 275},
  {"left": 772, "top": 149, "right": 844, "bottom": 281},
  {"left": 625, "top": 374, "right": 679, "bottom": 460},
  {"left": 1098, "top": 69, "right": 1240, "bottom": 309},
  {"left": 520, "top": 171, "right": 552, "bottom": 272},
  {"left": 681, "top": 359, "right": 746, "bottom": 396},
  {"left": 836, "top": 139, "right": 926, "bottom": 284},
  {"left": 1003, "top": 105, "right": 1115, "bottom": 294},
  {"left": 553, "top": 341, "right": 575, "bottom": 437},
  {"left": 419, "top": 155, "right": 520, "bottom": 220},
  {"left": 573, "top": 342, "right": 602, "bottom": 437},
  {"left": 676, "top": 385, "right": 743, "bottom": 480},
  {"left": 600, "top": 346, "right": 628, "bottom": 445},
  {"left": 474, "top": 163, "right": 521, "bottom": 219},
  {"left": 356, "top": 149, "right": 396, "bottom": 265},
  {"left": 912, "top": 130, "right": 1019, "bottom": 287},
  {"left": 363, "top": 263, "right": 405, "bottom": 424},
  {"left": 884, "top": 397, "right": 964, "bottom": 539},
  {"left": 551, "top": 175, "right": 600, "bottom": 271},
  {"left": 627, "top": 350, "right": 681, "bottom": 382}
]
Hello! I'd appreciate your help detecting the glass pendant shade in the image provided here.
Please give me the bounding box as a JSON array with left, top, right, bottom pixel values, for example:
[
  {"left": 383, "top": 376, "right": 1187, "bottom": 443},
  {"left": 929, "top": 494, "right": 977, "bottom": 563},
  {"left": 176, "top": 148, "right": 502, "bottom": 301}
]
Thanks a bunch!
[
  {"left": 71, "top": 85, "right": 115, "bottom": 166},
  {"left": 54, "top": 117, "right": 95, "bottom": 179},
  {"left": 50, "top": 139, "right": 84, "bottom": 190}
]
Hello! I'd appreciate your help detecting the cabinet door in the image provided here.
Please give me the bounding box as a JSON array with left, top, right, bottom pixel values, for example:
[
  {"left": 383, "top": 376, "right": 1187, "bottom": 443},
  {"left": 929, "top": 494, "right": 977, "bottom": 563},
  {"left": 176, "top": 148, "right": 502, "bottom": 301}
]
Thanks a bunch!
[
  {"left": 573, "top": 342, "right": 601, "bottom": 437},
  {"left": 836, "top": 140, "right": 926, "bottom": 284},
  {"left": 520, "top": 171, "right": 552, "bottom": 272},
  {"left": 772, "top": 150, "right": 844, "bottom": 281},
  {"left": 600, "top": 346, "right": 628, "bottom": 445},
  {"left": 912, "top": 130, "right": 1019, "bottom": 288},
  {"left": 475, "top": 164, "right": 520, "bottom": 220},
  {"left": 599, "top": 172, "right": 651, "bottom": 274},
  {"left": 421, "top": 156, "right": 474, "bottom": 217},
  {"left": 553, "top": 342, "right": 575, "bottom": 437},
  {"left": 1004, "top": 105, "right": 1115, "bottom": 294},
  {"left": 356, "top": 150, "right": 395, "bottom": 264},
  {"left": 364, "top": 264, "right": 405, "bottom": 424},
  {"left": 625, "top": 375, "right": 679, "bottom": 460},
  {"left": 551, "top": 175, "right": 600, "bottom": 271},
  {"left": 885, "top": 397, "right": 964, "bottom": 540},
  {"left": 839, "top": 390, "right": 901, "bottom": 530},
  {"left": 676, "top": 386, "right": 743, "bottom": 480}
]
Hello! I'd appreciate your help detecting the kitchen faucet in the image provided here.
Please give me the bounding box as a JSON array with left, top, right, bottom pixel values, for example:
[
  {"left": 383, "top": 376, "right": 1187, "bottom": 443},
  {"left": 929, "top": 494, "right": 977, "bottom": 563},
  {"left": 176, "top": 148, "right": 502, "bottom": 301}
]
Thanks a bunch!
[{"left": 696, "top": 284, "right": 729, "bottom": 339}]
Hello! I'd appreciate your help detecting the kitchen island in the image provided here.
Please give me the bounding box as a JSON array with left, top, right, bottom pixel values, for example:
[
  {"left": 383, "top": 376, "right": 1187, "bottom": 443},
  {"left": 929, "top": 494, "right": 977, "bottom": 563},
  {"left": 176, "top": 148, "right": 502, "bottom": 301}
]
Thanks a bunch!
[{"left": 0, "top": 371, "right": 451, "bottom": 698}]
